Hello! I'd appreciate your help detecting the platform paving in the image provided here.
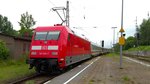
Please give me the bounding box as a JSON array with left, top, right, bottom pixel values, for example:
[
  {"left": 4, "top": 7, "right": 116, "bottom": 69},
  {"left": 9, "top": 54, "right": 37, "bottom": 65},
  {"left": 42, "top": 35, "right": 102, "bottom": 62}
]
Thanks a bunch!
[{"left": 45, "top": 55, "right": 150, "bottom": 84}]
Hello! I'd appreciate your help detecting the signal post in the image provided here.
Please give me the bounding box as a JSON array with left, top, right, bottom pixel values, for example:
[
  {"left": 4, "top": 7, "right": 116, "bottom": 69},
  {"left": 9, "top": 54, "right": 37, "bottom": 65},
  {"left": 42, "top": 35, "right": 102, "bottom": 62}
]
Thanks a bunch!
[
  {"left": 119, "top": 0, "right": 125, "bottom": 69},
  {"left": 119, "top": 28, "right": 125, "bottom": 69}
]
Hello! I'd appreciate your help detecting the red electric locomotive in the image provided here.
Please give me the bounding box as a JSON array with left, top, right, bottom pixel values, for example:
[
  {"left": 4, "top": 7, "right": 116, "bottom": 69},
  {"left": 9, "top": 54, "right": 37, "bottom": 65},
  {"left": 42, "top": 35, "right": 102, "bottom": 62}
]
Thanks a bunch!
[{"left": 28, "top": 24, "right": 91, "bottom": 72}]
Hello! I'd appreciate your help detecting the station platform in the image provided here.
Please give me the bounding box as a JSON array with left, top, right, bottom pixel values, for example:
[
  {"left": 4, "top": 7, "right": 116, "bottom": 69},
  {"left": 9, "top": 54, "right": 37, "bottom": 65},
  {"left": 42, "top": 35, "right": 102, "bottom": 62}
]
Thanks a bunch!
[{"left": 44, "top": 55, "right": 150, "bottom": 84}]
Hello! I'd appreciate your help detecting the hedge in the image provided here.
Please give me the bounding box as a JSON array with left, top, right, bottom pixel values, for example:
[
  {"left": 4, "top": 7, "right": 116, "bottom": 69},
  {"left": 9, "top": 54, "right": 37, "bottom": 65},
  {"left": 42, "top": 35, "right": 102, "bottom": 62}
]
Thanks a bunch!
[{"left": 0, "top": 40, "right": 9, "bottom": 60}]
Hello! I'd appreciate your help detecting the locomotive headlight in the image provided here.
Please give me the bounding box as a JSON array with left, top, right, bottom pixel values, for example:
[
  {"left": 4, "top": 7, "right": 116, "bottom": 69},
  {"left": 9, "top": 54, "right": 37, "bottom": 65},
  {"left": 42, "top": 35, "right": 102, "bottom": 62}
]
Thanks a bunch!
[
  {"left": 60, "top": 58, "right": 64, "bottom": 61},
  {"left": 52, "top": 52, "right": 58, "bottom": 55},
  {"left": 31, "top": 52, "right": 37, "bottom": 55}
]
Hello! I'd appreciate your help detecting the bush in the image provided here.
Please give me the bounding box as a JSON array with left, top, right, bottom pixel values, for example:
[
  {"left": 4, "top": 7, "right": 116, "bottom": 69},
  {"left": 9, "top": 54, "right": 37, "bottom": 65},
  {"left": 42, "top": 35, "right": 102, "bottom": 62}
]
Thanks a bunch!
[
  {"left": 0, "top": 40, "right": 9, "bottom": 60},
  {"left": 19, "top": 52, "right": 29, "bottom": 62}
]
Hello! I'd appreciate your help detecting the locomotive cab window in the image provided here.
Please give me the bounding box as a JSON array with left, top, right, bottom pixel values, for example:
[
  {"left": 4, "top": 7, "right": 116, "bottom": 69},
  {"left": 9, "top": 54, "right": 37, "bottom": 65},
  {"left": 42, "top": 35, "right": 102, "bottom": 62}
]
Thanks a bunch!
[
  {"left": 34, "top": 32, "right": 47, "bottom": 40},
  {"left": 68, "top": 34, "right": 70, "bottom": 40},
  {"left": 47, "top": 31, "right": 60, "bottom": 40}
]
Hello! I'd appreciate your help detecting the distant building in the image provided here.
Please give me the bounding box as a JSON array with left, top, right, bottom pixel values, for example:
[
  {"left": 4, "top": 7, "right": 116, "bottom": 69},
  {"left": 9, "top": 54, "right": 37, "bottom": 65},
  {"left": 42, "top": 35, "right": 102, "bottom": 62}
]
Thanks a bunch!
[{"left": 0, "top": 33, "right": 31, "bottom": 59}]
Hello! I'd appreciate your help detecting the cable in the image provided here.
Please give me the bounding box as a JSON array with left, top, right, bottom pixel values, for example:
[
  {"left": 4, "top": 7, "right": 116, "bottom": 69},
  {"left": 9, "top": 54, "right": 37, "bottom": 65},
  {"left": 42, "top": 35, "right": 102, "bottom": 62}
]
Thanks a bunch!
[{"left": 47, "top": 0, "right": 56, "bottom": 6}]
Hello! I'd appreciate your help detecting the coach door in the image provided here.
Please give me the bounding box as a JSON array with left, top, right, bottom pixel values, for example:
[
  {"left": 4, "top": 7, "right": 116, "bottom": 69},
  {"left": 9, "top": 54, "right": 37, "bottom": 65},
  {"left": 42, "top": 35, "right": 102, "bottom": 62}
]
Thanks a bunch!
[
  {"left": 66, "top": 33, "right": 73, "bottom": 66},
  {"left": 67, "top": 34, "right": 72, "bottom": 56}
]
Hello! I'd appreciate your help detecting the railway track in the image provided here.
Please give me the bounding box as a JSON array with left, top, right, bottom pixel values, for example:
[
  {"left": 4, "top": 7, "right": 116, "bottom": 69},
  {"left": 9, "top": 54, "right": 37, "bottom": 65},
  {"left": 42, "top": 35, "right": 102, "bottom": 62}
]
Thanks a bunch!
[
  {"left": 9, "top": 72, "right": 61, "bottom": 84},
  {"left": 124, "top": 54, "right": 150, "bottom": 62},
  {"left": 8, "top": 62, "right": 84, "bottom": 84},
  {"left": 7, "top": 56, "right": 97, "bottom": 84}
]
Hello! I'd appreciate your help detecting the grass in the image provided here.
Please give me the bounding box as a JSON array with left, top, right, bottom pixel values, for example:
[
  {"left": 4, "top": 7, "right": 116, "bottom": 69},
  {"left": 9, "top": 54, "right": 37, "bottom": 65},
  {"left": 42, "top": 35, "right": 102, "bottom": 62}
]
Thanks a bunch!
[
  {"left": 106, "top": 53, "right": 119, "bottom": 57},
  {"left": 104, "top": 53, "right": 120, "bottom": 62},
  {"left": 25, "top": 80, "right": 35, "bottom": 84},
  {"left": 89, "top": 79, "right": 95, "bottom": 84},
  {"left": 0, "top": 59, "right": 35, "bottom": 83},
  {"left": 122, "top": 76, "right": 130, "bottom": 81}
]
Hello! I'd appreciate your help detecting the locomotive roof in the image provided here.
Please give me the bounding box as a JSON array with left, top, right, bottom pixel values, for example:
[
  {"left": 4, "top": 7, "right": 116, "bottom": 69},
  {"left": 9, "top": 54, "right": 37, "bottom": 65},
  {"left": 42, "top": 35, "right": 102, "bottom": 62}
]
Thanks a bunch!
[
  {"left": 34, "top": 25, "right": 90, "bottom": 42},
  {"left": 35, "top": 25, "right": 73, "bottom": 34}
]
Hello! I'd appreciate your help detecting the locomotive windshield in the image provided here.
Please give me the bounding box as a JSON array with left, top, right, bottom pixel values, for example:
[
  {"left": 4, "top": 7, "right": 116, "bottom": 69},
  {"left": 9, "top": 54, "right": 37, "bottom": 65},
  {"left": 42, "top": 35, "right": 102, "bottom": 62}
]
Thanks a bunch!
[
  {"left": 34, "top": 32, "right": 47, "bottom": 40},
  {"left": 47, "top": 31, "right": 60, "bottom": 40},
  {"left": 34, "top": 31, "right": 60, "bottom": 40}
]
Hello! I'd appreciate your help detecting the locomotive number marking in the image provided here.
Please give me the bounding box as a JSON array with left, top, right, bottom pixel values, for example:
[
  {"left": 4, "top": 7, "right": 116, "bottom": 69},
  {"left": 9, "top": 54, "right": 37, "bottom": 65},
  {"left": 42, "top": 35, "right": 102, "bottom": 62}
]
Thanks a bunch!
[{"left": 42, "top": 46, "right": 48, "bottom": 50}]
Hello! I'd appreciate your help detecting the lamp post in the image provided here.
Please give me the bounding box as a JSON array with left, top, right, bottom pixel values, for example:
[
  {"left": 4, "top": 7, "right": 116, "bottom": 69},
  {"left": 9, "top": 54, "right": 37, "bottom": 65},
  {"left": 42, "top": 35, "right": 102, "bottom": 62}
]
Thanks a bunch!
[{"left": 112, "top": 27, "right": 117, "bottom": 52}]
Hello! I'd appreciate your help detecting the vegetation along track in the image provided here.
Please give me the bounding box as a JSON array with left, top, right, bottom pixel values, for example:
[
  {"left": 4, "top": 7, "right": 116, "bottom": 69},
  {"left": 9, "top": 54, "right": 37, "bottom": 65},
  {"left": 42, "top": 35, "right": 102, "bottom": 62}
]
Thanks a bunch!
[
  {"left": 7, "top": 56, "right": 97, "bottom": 84},
  {"left": 8, "top": 61, "right": 85, "bottom": 84},
  {"left": 8, "top": 72, "right": 61, "bottom": 84}
]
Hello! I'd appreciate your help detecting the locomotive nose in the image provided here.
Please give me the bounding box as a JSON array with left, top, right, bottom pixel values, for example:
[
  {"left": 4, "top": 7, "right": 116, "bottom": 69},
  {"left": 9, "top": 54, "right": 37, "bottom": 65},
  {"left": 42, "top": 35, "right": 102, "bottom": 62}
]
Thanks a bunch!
[{"left": 44, "top": 40, "right": 47, "bottom": 44}]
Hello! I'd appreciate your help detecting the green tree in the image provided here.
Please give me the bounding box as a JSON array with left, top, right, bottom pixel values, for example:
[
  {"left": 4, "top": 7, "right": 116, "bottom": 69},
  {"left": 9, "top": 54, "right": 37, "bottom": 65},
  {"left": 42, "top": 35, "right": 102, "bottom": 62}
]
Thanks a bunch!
[
  {"left": 139, "top": 18, "right": 150, "bottom": 45},
  {"left": 114, "top": 36, "right": 136, "bottom": 51},
  {"left": 0, "top": 14, "right": 15, "bottom": 35},
  {"left": 123, "top": 36, "right": 136, "bottom": 50},
  {"left": 114, "top": 43, "right": 120, "bottom": 52},
  {"left": 18, "top": 12, "right": 36, "bottom": 37}
]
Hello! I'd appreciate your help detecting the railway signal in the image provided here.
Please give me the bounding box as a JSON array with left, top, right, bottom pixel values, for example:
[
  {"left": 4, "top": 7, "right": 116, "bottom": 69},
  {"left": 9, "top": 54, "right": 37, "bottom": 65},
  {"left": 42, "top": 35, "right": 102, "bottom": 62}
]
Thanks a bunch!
[{"left": 102, "top": 40, "right": 104, "bottom": 48}]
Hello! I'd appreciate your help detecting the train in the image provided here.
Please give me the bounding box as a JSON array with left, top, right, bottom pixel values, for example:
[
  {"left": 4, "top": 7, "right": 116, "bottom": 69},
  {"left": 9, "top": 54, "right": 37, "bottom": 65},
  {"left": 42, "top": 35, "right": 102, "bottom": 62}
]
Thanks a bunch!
[{"left": 27, "top": 24, "right": 109, "bottom": 73}]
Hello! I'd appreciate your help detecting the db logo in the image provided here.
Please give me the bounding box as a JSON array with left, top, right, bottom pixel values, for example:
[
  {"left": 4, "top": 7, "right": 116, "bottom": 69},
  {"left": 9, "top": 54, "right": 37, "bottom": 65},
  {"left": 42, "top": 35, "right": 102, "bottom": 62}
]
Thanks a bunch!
[{"left": 42, "top": 46, "right": 48, "bottom": 50}]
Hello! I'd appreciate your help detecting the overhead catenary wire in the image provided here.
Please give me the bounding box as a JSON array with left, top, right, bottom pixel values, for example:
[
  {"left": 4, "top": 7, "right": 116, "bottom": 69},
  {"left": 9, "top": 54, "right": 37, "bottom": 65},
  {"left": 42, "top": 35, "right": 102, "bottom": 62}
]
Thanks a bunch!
[
  {"left": 69, "top": 1, "right": 86, "bottom": 19},
  {"left": 47, "top": 0, "right": 56, "bottom": 6}
]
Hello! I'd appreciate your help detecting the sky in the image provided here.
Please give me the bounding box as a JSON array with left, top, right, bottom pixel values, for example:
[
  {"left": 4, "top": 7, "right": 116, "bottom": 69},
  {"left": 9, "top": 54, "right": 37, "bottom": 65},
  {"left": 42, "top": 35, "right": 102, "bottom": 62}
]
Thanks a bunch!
[{"left": 0, "top": 0, "right": 150, "bottom": 48}]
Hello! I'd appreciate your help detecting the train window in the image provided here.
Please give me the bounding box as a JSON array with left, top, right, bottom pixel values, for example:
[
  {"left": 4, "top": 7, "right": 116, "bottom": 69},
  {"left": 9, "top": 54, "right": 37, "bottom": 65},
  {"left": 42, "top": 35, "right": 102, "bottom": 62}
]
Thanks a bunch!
[
  {"left": 47, "top": 31, "right": 60, "bottom": 40},
  {"left": 34, "top": 32, "right": 47, "bottom": 40},
  {"left": 68, "top": 34, "right": 70, "bottom": 40}
]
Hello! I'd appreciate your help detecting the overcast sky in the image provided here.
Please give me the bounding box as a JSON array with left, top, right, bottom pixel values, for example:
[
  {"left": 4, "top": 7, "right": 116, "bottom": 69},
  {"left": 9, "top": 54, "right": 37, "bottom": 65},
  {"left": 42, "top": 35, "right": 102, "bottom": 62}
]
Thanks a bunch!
[{"left": 0, "top": 0, "right": 150, "bottom": 48}]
